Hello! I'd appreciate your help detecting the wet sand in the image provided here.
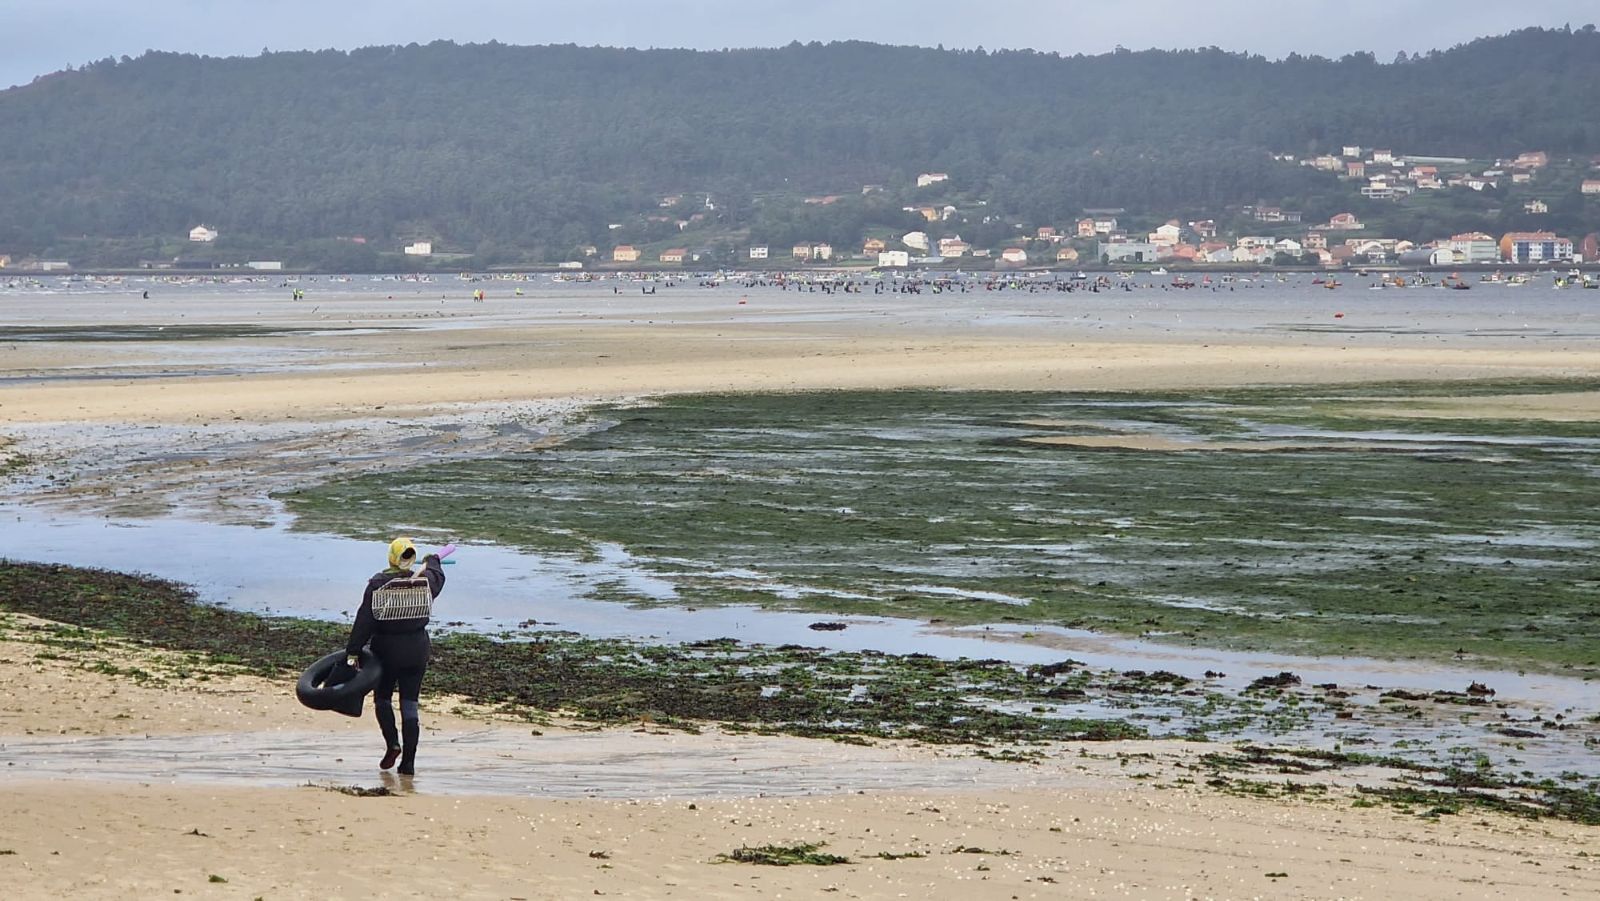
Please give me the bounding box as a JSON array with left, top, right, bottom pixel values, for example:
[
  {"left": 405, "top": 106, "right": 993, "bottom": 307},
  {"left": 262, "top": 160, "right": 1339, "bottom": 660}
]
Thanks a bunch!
[
  {"left": 3, "top": 331, "right": 1598, "bottom": 425},
  {"left": 1, "top": 614, "right": 1594, "bottom": 900},
  {"left": 3, "top": 282, "right": 1600, "bottom": 897}
]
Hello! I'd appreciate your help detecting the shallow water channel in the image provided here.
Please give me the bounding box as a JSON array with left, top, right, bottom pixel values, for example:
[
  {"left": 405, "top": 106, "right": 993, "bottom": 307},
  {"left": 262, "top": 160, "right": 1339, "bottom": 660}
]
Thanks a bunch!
[{"left": 0, "top": 508, "right": 1588, "bottom": 704}]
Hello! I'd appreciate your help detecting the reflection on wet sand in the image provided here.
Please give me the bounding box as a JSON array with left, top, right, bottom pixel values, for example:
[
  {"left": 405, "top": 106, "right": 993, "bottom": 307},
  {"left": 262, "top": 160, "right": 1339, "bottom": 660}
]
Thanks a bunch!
[{"left": 0, "top": 728, "right": 1079, "bottom": 798}]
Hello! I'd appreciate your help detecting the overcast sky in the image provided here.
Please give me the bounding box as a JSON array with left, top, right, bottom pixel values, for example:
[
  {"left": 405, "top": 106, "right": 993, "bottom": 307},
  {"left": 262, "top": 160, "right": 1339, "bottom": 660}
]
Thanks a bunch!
[{"left": 5, "top": 0, "right": 1595, "bottom": 90}]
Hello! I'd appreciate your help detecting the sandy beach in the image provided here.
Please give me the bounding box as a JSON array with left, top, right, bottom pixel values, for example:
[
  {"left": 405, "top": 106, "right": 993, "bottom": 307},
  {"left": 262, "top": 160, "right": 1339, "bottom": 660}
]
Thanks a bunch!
[
  {"left": 2, "top": 611, "right": 1594, "bottom": 900},
  {"left": 3, "top": 282, "right": 1599, "bottom": 898}
]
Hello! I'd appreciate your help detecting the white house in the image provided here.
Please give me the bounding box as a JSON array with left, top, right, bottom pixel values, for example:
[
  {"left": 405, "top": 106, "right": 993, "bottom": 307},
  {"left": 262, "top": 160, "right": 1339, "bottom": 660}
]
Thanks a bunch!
[
  {"left": 1101, "top": 242, "right": 1160, "bottom": 263},
  {"left": 1447, "top": 232, "right": 1499, "bottom": 264},
  {"left": 901, "top": 231, "right": 930, "bottom": 252},
  {"left": 1351, "top": 240, "right": 1392, "bottom": 261},
  {"left": 1149, "top": 223, "right": 1183, "bottom": 245},
  {"left": 1582, "top": 179, "right": 1600, "bottom": 195},
  {"left": 189, "top": 225, "right": 218, "bottom": 243},
  {"left": 916, "top": 172, "right": 950, "bottom": 189},
  {"left": 246, "top": 261, "right": 283, "bottom": 271},
  {"left": 878, "top": 250, "right": 910, "bottom": 268},
  {"left": 938, "top": 237, "right": 970, "bottom": 257},
  {"left": 403, "top": 241, "right": 433, "bottom": 256},
  {"left": 1000, "top": 247, "right": 1028, "bottom": 264},
  {"left": 1361, "top": 180, "right": 1398, "bottom": 200},
  {"left": 749, "top": 245, "right": 769, "bottom": 260}
]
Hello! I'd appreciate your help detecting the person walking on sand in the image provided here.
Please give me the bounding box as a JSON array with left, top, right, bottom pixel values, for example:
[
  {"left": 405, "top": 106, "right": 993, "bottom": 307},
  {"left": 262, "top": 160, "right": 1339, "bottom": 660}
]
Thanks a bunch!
[{"left": 344, "top": 537, "right": 445, "bottom": 775}]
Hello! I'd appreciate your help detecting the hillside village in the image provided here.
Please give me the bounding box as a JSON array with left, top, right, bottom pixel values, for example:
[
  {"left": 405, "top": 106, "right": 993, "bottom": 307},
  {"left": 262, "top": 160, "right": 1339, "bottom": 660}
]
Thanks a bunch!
[
  {"left": 6, "top": 149, "right": 1598, "bottom": 274},
  {"left": 576, "top": 147, "right": 1600, "bottom": 272}
]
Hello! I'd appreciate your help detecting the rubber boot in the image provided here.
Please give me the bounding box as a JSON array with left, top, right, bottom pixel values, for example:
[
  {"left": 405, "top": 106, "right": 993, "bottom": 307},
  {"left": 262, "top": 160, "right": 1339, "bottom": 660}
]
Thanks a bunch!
[
  {"left": 398, "top": 718, "right": 420, "bottom": 775},
  {"left": 375, "top": 702, "right": 400, "bottom": 752}
]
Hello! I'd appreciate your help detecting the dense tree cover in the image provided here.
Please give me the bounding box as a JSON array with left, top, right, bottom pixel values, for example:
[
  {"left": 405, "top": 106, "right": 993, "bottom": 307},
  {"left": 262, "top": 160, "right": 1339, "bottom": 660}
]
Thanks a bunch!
[{"left": 0, "top": 27, "right": 1597, "bottom": 266}]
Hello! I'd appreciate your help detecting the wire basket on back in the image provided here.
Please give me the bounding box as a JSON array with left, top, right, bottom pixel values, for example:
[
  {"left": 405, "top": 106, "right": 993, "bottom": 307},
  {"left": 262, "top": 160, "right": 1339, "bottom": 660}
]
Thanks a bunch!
[{"left": 371, "top": 577, "right": 434, "bottom": 621}]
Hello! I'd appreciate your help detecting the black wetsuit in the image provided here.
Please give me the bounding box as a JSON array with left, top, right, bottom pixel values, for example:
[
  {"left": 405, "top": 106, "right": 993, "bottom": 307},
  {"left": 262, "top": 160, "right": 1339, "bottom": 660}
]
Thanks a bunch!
[{"left": 345, "top": 556, "right": 445, "bottom": 774}]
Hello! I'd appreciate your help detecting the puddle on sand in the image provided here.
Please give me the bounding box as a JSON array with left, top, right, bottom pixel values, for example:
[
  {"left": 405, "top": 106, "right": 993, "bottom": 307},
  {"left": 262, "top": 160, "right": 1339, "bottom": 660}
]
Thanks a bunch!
[{"left": 0, "top": 729, "right": 1078, "bottom": 799}]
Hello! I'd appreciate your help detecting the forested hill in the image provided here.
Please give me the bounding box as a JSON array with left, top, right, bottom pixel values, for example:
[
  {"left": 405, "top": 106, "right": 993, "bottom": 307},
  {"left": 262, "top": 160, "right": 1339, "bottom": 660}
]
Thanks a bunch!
[{"left": 2, "top": 26, "right": 1599, "bottom": 265}]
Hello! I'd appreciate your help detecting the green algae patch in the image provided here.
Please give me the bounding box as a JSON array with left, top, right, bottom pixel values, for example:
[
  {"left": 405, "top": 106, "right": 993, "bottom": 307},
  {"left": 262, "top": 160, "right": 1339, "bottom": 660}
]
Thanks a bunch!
[
  {"left": 1193, "top": 745, "right": 1600, "bottom": 825},
  {"left": 0, "top": 561, "right": 1147, "bottom": 746},
  {"left": 280, "top": 383, "right": 1600, "bottom": 675}
]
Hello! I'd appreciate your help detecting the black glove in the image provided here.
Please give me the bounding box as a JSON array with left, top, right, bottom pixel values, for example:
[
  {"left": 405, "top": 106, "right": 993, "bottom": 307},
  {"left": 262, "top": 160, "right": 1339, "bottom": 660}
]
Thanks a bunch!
[{"left": 326, "top": 660, "right": 360, "bottom": 687}]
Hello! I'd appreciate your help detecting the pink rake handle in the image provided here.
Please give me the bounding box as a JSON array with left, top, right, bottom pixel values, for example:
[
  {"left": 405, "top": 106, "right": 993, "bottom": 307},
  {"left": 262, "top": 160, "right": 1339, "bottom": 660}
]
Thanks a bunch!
[{"left": 435, "top": 543, "right": 457, "bottom": 560}]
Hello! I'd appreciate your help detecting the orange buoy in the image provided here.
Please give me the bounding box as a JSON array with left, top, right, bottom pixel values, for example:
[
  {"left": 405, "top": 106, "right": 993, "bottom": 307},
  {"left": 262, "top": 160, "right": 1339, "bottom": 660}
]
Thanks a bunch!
[{"left": 1334, "top": 312, "right": 1345, "bottom": 318}]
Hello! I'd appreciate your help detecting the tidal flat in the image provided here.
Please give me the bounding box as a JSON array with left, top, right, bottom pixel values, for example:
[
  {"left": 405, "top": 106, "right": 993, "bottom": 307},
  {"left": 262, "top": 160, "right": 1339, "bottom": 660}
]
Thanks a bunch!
[
  {"left": 283, "top": 380, "right": 1600, "bottom": 676},
  {"left": 3, "top": 561, "right": 1596, "bottom": 822}
]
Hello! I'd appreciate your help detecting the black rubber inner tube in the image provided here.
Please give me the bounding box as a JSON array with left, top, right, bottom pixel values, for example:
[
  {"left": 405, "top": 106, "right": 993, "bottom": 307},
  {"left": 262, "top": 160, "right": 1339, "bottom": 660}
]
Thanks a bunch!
[{"left": 295, "top": 649, "right": 383, "bottom": 717}]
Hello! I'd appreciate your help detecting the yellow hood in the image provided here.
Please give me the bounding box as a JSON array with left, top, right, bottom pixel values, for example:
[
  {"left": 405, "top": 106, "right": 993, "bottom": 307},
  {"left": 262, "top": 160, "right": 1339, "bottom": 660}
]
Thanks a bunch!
[{"left": 387, "top": 537, "right": 417, "bottom": 572}]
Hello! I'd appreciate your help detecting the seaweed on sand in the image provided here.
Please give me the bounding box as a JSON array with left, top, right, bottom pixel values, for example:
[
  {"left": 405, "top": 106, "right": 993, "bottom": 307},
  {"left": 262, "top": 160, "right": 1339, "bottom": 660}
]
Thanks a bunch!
[{"left": 0, "top": 561, "right": 1143, "bottom": 745}]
